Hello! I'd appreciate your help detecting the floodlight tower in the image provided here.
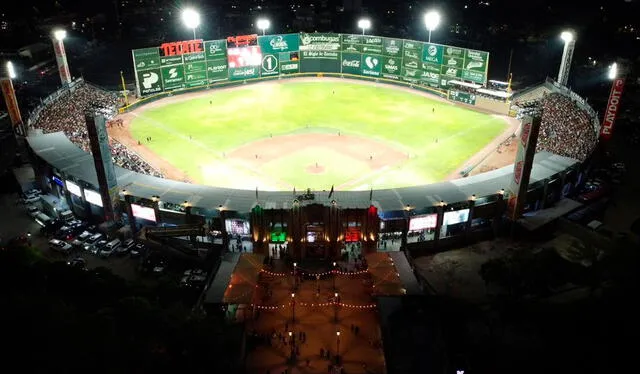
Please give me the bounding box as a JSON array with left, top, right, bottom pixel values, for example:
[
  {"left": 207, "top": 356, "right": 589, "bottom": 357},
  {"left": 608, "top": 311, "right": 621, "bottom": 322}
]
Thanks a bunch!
[
  {"left": 257, "top": 18, "right": 270, "bottom": 36},
  {"left": 557, "top": 30, "right": 576, "bottom": 86},
  {"left": 51, "top": 29, "right": 71, "bottom": 85},
  {"left": 182, "top": 8, "right": 201, "bottom": 39},
  {"left": 358, "top": 19, "right": 371, "bottom": 35},
  {"left": 1, "top": 61, "right": 24, "bottom": 133},
  {"left": 424, "top": 11, "right": 441, "bottom": 43}
]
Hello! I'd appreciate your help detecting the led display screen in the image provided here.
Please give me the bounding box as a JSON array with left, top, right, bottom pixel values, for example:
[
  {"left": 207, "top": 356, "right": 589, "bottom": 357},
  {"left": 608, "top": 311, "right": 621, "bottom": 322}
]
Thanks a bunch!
[
  {"left": 227, "top": 46, "right": 262, "bottom": 68},
  {"left": 225, "top": 219, "right": 250, "bottom": 235},
  {"left": 84, "top": 189, "right": 103, "bottom": 207},
  {"left": 408, "top": 214, "right": 437, "bottom": 231},
  {"left": 131, "top": 203, "right": 157, "bottom": 222},
  {"left": 65, "top": 180, "right": 82, "bottom": 197},
  {"left": 442, "top": 209, "right": 470, "bottom": 225}
]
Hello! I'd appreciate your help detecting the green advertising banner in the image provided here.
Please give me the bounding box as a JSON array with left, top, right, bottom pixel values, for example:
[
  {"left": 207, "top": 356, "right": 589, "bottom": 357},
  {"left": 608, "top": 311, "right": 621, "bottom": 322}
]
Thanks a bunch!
[
  {"left": 422, "top": 43, "right": 444, "bottom": 65},
  {"left": 258, "top": 34, "right": 300, "bottom": 54},
  {"left": 361, "top": 54, "right": 382, "bottom": 77},
  {"left": 299, "top": 33, "right": 341, "bottom": 51},
  {"left": 261, "top": 54, "right": 280, "bottom": 76},
  {"left": 441, "top": 65, "right": 463, "bottom": 79},
  {"left": 340, "top": 52, "right": 361, "bottom": 75},
  {"left": 185, "top": 70, "right": 207, "bottom": 87},
  {"left": 160, "top": 65, "right": 186, "bottom": 90},
  {"left": 340, "top": 34, "right": 362, "bottom": 53},
  {"left": 381, "top": 57, "right": 401, "bottom": 77},
  {"left": 280, "top": 60, "right": 300, "bottom": 74},
  {"left": 229, "top": 66, "right": 260, "bottom": 80},
  {"left": 204, "top": 40, "right": 227, "bottom": 60},
  {"left": 206, "top": 59, "right": 228, "bottom": 82},
  {"left": 401, "top": 67, "right": 421, "bottom": 82},
  {"left": 183, "top": 52, "right": 206, "bottom": 63},
  {"left": 421, "top": 62, "right": 441, "bottom": 74},
  {"left": 443, "top": 46, "right": 465, "bottom": 58},
  {"left": 382, "top": 38, "right": 403, "bottom": 57},
  {"left": 160, "top": 55, "right": 183, "bottom": 66},
  {"left": 133, "top": 48, "right": 161, "bottom": 70},
  {"left": 184, "top": 61, "right": 207, "bottom": 74},
  {"left": 420, "top": 70, "right": 440, "bottom": 86},
  {"left": 461, "top": 69, "right": 485, "bottom": 84},
  {"left": 403, "top": 56, "right": 420, "bottom": 70},
  {"left": 136, "top": 69, "right": 163, "bottom": 95},
  {"left": 360, "top": 36, "right": 383, "bottom": 54},
  {"left": 449, "top": 90, "right": 477, "bottom": 105},
  {"left": 464, "top": 49, "right": 489, "bottom": 72},
  {"left": 441, "top": 56, "right": 464, "bottom": 70}
]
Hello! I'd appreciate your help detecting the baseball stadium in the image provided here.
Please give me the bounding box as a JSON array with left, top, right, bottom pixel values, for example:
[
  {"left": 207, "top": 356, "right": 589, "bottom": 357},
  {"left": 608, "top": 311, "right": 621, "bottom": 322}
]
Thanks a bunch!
[{"left": 25, "top": 32, "right": 599, "bottom": 259}]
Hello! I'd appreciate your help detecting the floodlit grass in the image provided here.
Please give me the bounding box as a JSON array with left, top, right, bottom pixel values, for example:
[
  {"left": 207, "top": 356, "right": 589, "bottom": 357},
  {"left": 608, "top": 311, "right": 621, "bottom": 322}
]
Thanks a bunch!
[{"left": 129, "top": 80, "right": 507, "bottom": 190}]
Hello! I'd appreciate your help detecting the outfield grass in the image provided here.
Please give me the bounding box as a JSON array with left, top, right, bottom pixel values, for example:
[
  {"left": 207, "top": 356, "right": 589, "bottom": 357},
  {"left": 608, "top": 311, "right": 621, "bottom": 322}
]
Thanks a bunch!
[{"left": 129, "top": 80, "right": 507, "bottom": 190}]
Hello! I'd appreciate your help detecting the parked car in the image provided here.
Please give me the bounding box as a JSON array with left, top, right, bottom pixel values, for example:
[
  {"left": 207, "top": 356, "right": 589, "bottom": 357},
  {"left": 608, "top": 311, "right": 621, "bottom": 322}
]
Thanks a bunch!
[
  {"left": 90, "top": 240, "right": 108, "bottom": 255},
  {"left": 577, "top": 180, "right": 609, "bottom": 203},
  {"left": 26, "top": 205, "right": 40, "bottom": 218},
  {"left": 55, "top": 226, "right": 76, "bottom": 241},
  {"left": 83, "top": 233, "right": 103, "bottom": 251},
  {"left": 22, "top": 195, "right": 41, "bottom": 204},
  {"left": 180, "top": 269, "right": 208, "bottom": 288},
  {"left": 115, "top": 239, "right": 135, "bottom": 256},
  {"left": 67, "top": 257, "right": 87, "bottom": 270},
  {"left": 48, "top": 238, "right": 73, "bottom": 253},
  {"left": 130, "top": 243, "right": 146, "bottom": 258},
  {"left": 98, "top": 245, "right": 115, "bottom": 258}
]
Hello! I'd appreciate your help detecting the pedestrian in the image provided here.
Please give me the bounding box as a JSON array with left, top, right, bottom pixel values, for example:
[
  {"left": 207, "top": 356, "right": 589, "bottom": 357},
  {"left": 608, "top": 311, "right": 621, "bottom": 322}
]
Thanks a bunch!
[
  {"left": 432, "top": 108, "right": 435, "bottom": 113},
  {"left": 369, "top": 155, "right": 373, "bottom": 161},
  {"left": 338, "top": 131, "right": 341, "bottom": 136},
  {"left": 435, "top": 138, "right": 438, "bottom": 143},
  {"left": 210, "top": 100, "right": 212, "bottom": 105},
  {"left": 189, "top": 135, "right": 192, "bottom": 140},
  {"left": 255, "top": 154, "right": 258, "bottom": 159}
]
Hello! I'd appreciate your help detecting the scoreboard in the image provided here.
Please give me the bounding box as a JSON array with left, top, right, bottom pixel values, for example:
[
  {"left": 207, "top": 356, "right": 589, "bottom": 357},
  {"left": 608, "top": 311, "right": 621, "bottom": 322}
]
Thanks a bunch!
[{"left": 132, "top": 33, "right": 489, "bottom": 97}]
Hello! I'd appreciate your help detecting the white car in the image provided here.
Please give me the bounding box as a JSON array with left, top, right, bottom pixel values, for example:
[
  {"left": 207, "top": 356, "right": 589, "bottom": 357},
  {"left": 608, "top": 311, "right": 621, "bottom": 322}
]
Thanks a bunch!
[{"left": 48, "top": 238, "right": 73, "bottom": 253}]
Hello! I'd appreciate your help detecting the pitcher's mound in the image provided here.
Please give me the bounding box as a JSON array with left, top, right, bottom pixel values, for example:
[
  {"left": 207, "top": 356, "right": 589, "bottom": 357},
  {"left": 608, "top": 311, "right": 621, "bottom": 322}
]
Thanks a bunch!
[{"left": 306, "top": 164, "right": 325, "bottom": 174}]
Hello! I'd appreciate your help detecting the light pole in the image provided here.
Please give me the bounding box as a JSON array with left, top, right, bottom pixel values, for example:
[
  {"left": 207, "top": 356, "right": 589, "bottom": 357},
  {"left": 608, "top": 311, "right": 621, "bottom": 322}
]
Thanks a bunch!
[
  {"left": 291, "top": 292, "right": 295, "bottom": 324},
  {"left": 288, "top": 331, "right": 295, "bottom": 361},
  {"left": 608, "top": 62, "right": 618, "bottom": 80},
  {"left": 257, "top": 18, "right": 270, "bottom": 36},
  {"left": 1, "top": 61, "right": 24, "bottom": 132},
  {"left": 51, "top": 29, "right": 71, "bottom": 85},
  {"left": 293, "top": 262, "right": 297, "bottom": 289},
  {"left": 424, "top": 10, "right": 441, "bottom": 43},
  {"left": 182, "top": 8, "right": 201, "bottom": 39},
  {"left": 336, "top": 331, "right": 341, "bottom": 363},
  {"left": 357, "top": 18, "right": 371, "bottom": 36},
  {"left": 557, "top": 30, "right": 576, "bottom": 86},
  {"left": 332, "top": 261, "right": 337, "bottom": 290},
  {"left": 334, "top": 292, "right": 339, "bottom": 323}
]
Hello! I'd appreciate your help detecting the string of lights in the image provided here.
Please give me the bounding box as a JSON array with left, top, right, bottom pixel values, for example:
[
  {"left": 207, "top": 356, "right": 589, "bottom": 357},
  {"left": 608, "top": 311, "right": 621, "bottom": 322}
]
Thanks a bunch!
[
  {"left": 260, "top": 268, "right": 370, "bottom": 277},
  {"left": 250, "top": 301, "right": 377, "bottom": 310}
]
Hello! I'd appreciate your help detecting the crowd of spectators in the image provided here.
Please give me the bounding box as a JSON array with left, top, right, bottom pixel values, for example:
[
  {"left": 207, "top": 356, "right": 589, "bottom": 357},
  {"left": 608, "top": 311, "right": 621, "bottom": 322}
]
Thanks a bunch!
[
  {"left": 536, "top": 93, "right": 598, "bottom": 161},
  {"left": 31, "top": 82, "right": 164, "bottom": 178}
]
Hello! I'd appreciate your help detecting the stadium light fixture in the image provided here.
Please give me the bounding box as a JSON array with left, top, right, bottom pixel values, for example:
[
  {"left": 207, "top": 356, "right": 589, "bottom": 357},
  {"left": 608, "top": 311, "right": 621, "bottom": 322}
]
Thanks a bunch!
[
  {"left": 560, "top": 31, "right": 574, "bottom": 43},
  {"left": 53, "top": 29, "right": 67, "bottom": 41},
  {"left": 608, "top": 62, "right": 618, "bottom": 80},
  {"left": 182, "top": 8, "right": 201, "bottom": 39},
  {"left": 358, "top": 18, "right": 371, "bottom": 35},
  {"left": 424, "top": 10, "right": 441, "bottom": 43},
  {"left": 6, "top": 61, "right": 16, "bottom": 79},
  {"left": 257, "top": 18, "right": 270, "bottom": 35}
]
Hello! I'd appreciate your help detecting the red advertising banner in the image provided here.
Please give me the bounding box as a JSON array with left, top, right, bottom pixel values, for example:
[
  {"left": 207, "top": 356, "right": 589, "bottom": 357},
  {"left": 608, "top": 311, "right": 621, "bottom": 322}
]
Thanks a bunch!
[
  {"left": 0, "top": 78, "right": 23, "bottom": 126},
  {"left": 160, "top": 39, "right": 204, "bottom": 56},
  {"left": 600, "top": 78, "right": 625, "bottom": 140},
  {"left": 506, "top": 116, "right": 541, "bottom": 220}
]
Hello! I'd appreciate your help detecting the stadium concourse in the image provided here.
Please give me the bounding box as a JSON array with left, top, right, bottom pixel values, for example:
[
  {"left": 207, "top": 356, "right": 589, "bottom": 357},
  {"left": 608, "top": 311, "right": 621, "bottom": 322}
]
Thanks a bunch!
[{"left": 29, "top": 81, "right": 164, "bottom": 178}]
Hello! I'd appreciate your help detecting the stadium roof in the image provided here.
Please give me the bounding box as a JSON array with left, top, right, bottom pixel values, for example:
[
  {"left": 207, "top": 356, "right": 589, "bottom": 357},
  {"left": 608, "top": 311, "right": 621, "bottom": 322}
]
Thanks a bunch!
[{"left": 27, "top": 132, "right": 579, "bottom": 213}]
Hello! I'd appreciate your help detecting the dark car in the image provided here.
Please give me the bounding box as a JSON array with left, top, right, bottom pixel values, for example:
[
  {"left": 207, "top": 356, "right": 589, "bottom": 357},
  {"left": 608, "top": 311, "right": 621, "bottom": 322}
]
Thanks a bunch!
[
  {"left": 130, "top": 243, "right": 146, "bottom": 258},
  {"left": 90, "top": 240, "right": 108, "bottom": 255},
  {"left": 67, "top": 257, "right": 87, "bottom": 270},
  {"left": 115, "top": 239, "right": 135, "bottom": 256}
]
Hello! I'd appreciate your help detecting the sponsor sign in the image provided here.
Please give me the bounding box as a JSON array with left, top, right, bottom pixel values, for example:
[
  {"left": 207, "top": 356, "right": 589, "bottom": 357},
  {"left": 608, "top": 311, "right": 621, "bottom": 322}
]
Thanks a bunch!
[
  {"left": 280, "top": 62, "right": 299, "bottom": 73},
  {"left": 422, "top": 43, "right": 444, "bottom": 65},
  {"left": 422, "top": 62, "right": 441, "bottom": 74},
  {"left": 161, "top": 65, "right": 185, "bottom": 90},
  {"left": 461, "top": 69, "right": 485, "bottom": 83},
  {"left": 403, "top": 56, "right": 420, "bottom": 69},
  {"left": 184, "top": 61, "right": 207, "bottom": 73},
  {"left": 133, "top": 47, "right": 161, "bottom": 70},
  {"left": 420, "top": 71, "right": 440, "bottom": 85},
  {"left": 507, "top": 116, "right": 541, "bottom": 220},
  {"left": 185, "top": 70, "right": 207, "bottom": 87},
  {"left": 0, "top": 79, "right": 22, "bottom": 125},
  {"left": 206, "top": 59, "right": 229, "bottom": 82},
  {"left": 204, "top": 39, "right": 228, "bottom": 59},
  {"left": 401, "top": 67, "right": 421, "bottom": 82},
  {"left": 341, "top": 52, "right": 361, "bottom": 75},
  {"left": 361, "top": 36, "right": 383, "bottom": 54},
  {"left": 299, "top": 33, "right": 341, "bottom": 51},
  {"left": 183, "top": 51, "right": 206, "bottom": 63},
  {"left": 441, "top": 65, "right": 462, "bottom": 78},
  {"left": 361, "top": 44, "right": 383, "bottom": 54},
  {"left": 160, "top": 39, "right": 204, "bottom": 56},
  {"left": 444, "top": 46, "right": 465, "bottom": 58},
  {"left": 160, "top": 55, "right": 184, "bottom": 66},
  {"left": 301, "top": 50, "right": 339, "bottom": 60},
  {"left": 261, "top": 54, "right": 279, "bottom": 76},
  {"left": 137, "top": 69, "right": 162, "bottom": 95},
  {"left": 227, "top": 34, "right": 258, "bottom": 47},
  {"left": 464, "top": 49, "right": 489, "bottom": 72},
  {"left": 443, "top": 56, "right": 464, "bottom": 68},
  {"left": 403, "top": 40, "right": 422, "bottom": 53},
  {"left": 382, "top": 38, "right": 403, "bottom": 57},
  {"left": 227, "top": 46, "right": 262, "bottom": 68},
  {"left": 229, "top": 66, "right": 260, "bottom": 80},
  {"left": 258, "top": 34, "right": 300, "bottom": 54},
  {"left": 382, "top": 57, "right": 401, "bottom": 76},
  {"left": 341, "top": 34, "right": 362, "bottom": 45},
  {"left": 361, "top": 54, "right": 382, "bottom": 77},
  {"left": 600, "top": 78, "right": 625, "bottom": 140}
]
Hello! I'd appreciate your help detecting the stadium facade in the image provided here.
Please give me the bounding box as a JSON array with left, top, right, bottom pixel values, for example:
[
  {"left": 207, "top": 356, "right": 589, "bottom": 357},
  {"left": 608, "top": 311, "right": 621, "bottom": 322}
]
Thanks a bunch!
[{"left": 24, "top": 33, "right": 599, "bottom": 259}]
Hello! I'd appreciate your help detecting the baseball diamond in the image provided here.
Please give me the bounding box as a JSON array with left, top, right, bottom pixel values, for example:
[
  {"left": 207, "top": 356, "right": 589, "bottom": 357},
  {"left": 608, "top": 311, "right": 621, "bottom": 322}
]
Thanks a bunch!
[{"left": 113, "top": 78, "right": 513, "bottom": 191}]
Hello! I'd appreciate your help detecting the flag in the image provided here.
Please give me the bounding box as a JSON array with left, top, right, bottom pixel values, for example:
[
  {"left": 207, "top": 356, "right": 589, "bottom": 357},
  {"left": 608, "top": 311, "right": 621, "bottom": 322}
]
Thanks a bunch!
[
  {"left": 369, "top": 188, "right": 373, "bottom": 201},
  {"left": 328, "top": 185, "right": 334, "bottom": 199},
  {"left": 255, "top": 186, "right": 258, "bottom": 200}
]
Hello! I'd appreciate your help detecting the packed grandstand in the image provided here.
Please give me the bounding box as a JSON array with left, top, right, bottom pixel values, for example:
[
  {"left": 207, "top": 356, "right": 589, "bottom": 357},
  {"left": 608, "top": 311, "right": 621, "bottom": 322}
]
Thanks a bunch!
[
  {"left": 28, "top": 78, "right": 598, "bottom": 182},
  {"left": 29, "top": 81, "right": 164, "bottom": 178}
]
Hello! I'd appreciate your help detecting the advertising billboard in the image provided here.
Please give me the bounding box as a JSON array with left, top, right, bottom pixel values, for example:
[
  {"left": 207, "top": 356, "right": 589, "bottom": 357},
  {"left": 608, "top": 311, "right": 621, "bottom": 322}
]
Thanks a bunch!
[
  {"left": 133, "top": 33, "right": 489, "bottom": 96},
  {"left": 0, "top": 78, "right": 22, "bottom": 126},
  {"left": 131, "top": 203, "right": 157, "bottom": 222},
  {"left": 506, "top": 116, "right": 542, "bottom": 220},
  {"left": 449, "top": 90, "right": 477, "bottom": 105},
  {"left": 600, "top": 78, "right": 625, "bottom": 140},
  {"left": 225, "top": 219, "right": 250, "bottom": 235},
  {"left": 409, "top": 214, "right": 438, "bottom": 231},
  {"left": 65, "top": 180, "right": 82, "bottom": 197},
  {"left": 84, "top": 189, "right": 103, "bottom": 207},
  {"left": 442, "top": 209, "right": 470, "bottom": 225}
]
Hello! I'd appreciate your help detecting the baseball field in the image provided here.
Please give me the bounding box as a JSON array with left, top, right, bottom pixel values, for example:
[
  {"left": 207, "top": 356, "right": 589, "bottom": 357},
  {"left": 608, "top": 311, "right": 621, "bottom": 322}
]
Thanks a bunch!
[{"left": 124, "top": 79, "right": 511, "bottom": 191}]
